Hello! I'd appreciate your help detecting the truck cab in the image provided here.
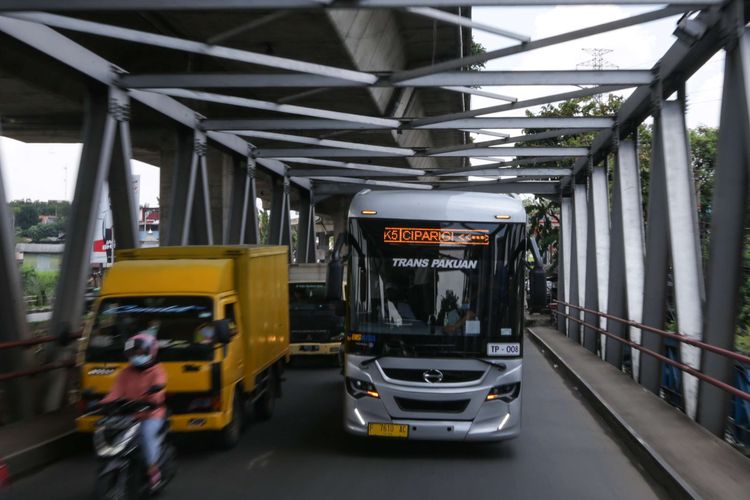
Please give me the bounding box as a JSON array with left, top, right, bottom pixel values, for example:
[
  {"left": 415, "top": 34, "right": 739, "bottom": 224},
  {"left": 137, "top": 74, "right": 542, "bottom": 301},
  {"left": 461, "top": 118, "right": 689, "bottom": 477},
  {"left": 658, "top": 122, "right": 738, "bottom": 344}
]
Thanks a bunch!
[
  {"left": 76, "top": 246, "right": 289, "bottom": 448},
  {"left": 288, "top": 263, "right": 343, "bottom": 360}
]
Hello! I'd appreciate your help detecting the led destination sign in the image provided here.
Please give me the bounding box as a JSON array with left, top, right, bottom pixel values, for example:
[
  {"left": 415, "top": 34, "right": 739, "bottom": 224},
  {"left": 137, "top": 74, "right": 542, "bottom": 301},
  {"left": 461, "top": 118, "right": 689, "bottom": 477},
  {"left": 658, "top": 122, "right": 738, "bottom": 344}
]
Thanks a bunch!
[{"left": 383, "top": 227, "right": 489, "bottom": 246}]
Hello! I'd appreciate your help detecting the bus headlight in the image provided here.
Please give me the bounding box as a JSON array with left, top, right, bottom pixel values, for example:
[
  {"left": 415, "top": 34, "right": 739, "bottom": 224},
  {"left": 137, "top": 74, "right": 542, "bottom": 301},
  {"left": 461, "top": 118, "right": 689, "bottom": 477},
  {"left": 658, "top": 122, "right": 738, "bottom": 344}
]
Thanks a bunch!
[
  {"left": 346, "top": 377, "right": 380, "bottom": 399},
  {"left": 486, "top": 382, "right": 520, "bottom": 402}
]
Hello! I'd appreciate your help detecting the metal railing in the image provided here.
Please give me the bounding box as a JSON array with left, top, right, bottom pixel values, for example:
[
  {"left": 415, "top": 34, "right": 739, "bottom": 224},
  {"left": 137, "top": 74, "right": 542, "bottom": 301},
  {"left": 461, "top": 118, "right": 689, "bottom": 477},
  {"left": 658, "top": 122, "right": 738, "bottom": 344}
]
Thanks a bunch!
[
  {"left": 551, "top": 301, "right": 750, "bottom": 403},
  {"left": 0, "top": 334, "right": 81, "bottom": 383}
]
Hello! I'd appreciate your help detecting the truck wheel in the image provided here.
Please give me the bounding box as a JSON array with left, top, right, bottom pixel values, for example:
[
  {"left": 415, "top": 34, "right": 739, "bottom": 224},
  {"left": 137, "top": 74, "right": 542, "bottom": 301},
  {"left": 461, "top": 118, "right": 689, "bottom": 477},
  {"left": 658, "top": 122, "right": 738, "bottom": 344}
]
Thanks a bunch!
[
  {"left": 254, "top": 371, "right": 276, "bottom": 421},
  {"left": 220, "top": 390, "right": 243, "bottom": 449}
]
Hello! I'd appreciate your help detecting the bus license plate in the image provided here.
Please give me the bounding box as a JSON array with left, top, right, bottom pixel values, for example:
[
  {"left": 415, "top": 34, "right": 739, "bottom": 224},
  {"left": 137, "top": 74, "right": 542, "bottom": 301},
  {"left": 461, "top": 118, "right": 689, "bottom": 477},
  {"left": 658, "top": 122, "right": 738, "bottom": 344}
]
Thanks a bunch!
[
  {"left": 368, "top": 423, "right": 409, "bottom": 438},
  {"left": 487, "top": 342, "right": 521, "bottom": 356}
]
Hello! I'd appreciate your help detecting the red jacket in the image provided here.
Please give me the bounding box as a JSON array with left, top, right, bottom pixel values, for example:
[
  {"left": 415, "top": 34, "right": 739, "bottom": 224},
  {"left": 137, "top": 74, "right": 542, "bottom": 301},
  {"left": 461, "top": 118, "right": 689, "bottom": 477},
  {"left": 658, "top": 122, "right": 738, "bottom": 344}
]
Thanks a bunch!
[{"left": 101, "top": 364, "right": 167, "bottom": 419}]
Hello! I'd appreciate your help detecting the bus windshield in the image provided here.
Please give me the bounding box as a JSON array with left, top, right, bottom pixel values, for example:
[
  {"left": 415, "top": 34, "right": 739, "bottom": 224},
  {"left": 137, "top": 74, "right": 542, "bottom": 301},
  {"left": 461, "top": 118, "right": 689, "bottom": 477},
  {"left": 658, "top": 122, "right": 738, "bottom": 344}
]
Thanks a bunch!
[
  {"left": 347, "top": 218, "right": 526, "bottom": 356},
  {"left": 86, "top": 296, "right": 215, "bottom": 362}
]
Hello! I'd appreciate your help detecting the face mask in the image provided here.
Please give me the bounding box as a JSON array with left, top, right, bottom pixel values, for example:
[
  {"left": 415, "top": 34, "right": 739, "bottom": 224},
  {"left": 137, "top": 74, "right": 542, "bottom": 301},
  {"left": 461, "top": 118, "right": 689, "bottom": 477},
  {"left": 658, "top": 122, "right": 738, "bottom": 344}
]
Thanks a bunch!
[{"left": 130, "top": 354, "right": 150, "bottom": 367}]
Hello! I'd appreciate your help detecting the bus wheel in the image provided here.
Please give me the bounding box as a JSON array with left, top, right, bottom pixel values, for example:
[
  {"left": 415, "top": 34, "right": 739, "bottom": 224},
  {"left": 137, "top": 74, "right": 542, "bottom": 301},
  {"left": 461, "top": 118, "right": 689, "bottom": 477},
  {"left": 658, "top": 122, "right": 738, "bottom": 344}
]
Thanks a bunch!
[
  {"left": 254, "top": 371, "right": 276, "bottom": 421},
  {"left": 220, "top": 389, "right": 243, "bottom": 449}
]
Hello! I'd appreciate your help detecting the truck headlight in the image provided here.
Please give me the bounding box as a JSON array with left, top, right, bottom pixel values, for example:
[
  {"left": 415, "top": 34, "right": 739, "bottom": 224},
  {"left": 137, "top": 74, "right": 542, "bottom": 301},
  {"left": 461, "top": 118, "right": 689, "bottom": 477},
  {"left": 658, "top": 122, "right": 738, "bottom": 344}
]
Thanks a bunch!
[
  {"left": 486, "top": 382, "right": 520, "bottom": 402},
  {"left": 346, "top": 377, "right": 379, "bottom": 399}
]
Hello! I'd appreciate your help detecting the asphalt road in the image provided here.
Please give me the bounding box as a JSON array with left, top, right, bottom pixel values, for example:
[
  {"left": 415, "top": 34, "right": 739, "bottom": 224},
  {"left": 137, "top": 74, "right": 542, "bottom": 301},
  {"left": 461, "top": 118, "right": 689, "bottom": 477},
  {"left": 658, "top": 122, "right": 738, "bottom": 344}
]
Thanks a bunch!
[{"left": 13, "top": 339, "right": 666, "bottom": 500}]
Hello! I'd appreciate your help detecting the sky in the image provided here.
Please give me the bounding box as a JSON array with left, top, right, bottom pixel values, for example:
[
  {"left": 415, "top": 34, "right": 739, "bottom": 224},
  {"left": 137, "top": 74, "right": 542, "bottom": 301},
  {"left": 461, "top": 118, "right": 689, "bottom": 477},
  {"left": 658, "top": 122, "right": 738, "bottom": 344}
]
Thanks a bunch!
[{"left": 0, "top": 4, "right": 725, "bottom": 204}]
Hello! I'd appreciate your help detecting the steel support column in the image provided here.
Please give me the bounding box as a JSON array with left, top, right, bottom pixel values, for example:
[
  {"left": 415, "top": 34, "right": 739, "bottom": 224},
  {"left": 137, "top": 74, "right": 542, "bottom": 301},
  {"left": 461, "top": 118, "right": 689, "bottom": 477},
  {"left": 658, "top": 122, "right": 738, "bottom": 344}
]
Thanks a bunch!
[
  {"left": 640, "top": 111, "right": 670, "bottom": 394},
  {"left": 605, "top": 155, "right": 628, "bottom": 368},
  {"left": 618, "top": 140, "right": 646, "bottom": 380},
  {"left": 107, "top": 88, "right": 138, "bottom": 250},
  {"left": 656, "top": 100, "right": 705, "bottom": 419},
  {"left": 698, "top": 27, "right": 750, "bottom": 434},
  {"left": 189, "top": 140, "right": 213, "bottom": 245},
  {"left": 568, "top": 183, "right": 588, "bottom": 344},
  {"left": 0, "top": 125, "right": 32, "bottom": 420},
  {"left": 296, "top": 188, "right": 316, "bottom": 263},
  {"left": 557, "top": 196, "right": 572, "bottom": 333},
  {"left": 165, "top": 130, "right": 212, "bottom": 245},
  {"left": 269, "top": 174, "right": 292, "bottom": 259},
  {"left": 583, "top": 165, "right": 610, "bottom": 355},
  {"left": 45, "top": 88, "right": 117, "bottom": 410},
  {"left": 226, "top": 156, "right": 246, "bottom": 244}
]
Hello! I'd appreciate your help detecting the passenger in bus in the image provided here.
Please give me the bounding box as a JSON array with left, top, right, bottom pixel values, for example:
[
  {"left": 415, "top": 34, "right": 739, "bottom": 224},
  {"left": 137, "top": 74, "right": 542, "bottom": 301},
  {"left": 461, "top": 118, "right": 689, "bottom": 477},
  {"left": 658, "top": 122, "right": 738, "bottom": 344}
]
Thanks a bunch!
[{"left": 438, "top": 291, "right": 476, "bottom": 334}]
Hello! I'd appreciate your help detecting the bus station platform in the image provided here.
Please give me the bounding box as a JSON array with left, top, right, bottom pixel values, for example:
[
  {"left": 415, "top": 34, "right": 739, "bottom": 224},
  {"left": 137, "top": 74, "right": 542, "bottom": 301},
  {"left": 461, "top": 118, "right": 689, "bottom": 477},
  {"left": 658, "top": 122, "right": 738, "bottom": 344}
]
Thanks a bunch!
[{"left": 528, "top": 326, "right": 750, "bottom": 500}]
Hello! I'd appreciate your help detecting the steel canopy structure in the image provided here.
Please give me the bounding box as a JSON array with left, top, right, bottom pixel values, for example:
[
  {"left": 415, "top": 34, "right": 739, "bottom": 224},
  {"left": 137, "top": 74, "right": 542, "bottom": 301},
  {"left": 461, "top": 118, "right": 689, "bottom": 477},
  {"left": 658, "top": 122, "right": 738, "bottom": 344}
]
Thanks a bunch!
[{"left": 0, "top": 0, "right": 748, "bottom": 447}]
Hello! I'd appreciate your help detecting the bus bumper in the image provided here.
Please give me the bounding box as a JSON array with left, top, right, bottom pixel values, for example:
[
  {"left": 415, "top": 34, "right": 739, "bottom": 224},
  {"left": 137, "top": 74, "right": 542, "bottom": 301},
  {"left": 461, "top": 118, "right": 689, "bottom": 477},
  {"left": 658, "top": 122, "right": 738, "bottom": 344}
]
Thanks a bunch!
[
  {"left": 343, "top": 393, "right": 521, "bottom": 442},
  {"left": 290, "top": 342, "right": 341, "bottom": 356}
]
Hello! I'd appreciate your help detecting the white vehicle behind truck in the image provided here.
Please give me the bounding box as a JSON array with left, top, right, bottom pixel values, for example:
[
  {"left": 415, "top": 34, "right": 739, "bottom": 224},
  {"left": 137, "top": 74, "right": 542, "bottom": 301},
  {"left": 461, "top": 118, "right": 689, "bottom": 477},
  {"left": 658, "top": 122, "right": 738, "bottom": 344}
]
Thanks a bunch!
[{"left": 289, "top": 264, "right": 344, "bottom": 360}]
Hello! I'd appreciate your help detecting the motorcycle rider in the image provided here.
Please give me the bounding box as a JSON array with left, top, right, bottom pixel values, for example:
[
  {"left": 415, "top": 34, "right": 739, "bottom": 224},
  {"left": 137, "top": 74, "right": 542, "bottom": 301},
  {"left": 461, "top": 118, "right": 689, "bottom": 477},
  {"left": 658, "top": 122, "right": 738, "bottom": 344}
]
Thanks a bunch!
[{"left": 100, "top": 332, "right": 167, "bottom": 491}]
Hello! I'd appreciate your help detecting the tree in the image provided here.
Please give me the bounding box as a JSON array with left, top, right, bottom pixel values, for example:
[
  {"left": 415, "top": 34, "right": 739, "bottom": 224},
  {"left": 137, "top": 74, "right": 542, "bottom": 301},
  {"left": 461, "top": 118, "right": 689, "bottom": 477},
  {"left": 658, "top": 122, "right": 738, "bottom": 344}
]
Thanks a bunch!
[{"left": 15, "top": 205, "right": 39, "bottom": 230}]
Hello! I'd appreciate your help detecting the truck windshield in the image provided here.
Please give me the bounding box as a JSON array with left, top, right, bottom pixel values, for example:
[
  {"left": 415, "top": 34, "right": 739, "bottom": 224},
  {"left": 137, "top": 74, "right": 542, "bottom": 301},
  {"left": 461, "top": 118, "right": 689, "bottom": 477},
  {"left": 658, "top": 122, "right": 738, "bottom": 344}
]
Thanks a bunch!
[
  {"left": 86, "top": 296, "right": 215, "bottom": 362},
  {"left": 347, "top": 218, "right": 526, "bottom": 356},
  {"left": 289, "top": 283, "right": 327, "bottom": 311}
]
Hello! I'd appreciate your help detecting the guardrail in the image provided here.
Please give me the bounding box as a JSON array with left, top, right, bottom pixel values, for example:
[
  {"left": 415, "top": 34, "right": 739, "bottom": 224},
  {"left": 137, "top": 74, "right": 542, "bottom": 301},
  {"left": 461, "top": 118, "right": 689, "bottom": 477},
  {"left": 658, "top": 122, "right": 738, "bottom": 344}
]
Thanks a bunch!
[
  {"left": 551, "top": 301, "right": 750, "bottom": 403},
  {"left": 0, "top": 334, "right": 81, "bottom": 383}
]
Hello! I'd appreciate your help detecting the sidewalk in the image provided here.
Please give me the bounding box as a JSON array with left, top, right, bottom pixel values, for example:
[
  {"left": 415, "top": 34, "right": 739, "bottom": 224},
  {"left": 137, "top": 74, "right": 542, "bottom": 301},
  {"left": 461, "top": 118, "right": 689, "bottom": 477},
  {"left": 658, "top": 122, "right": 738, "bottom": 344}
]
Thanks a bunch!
[
  {"left": 0, "top": 407, "right": 82, "bottom": 480},
  {"left": 529, "top": 325, "right": 750, "bottom": 500}
]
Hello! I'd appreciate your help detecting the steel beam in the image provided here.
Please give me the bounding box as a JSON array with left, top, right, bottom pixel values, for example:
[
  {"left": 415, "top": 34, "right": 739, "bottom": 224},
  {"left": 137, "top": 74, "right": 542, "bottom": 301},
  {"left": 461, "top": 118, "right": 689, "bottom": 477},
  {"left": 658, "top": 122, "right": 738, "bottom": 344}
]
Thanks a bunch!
[
  {"left": 391, "top": 7, "right": 686, "bottom": 83},
  {"left": 279, "top": 157, "right": 423, "bottom": 176},
  {"left": 189, "top": 145, "right": 214, "bottom": 245},
  {"left": 441, "top": 86, "right": 516, "bottom": 102},
  {"left": 9, "top": 13, "right": 377, "bottom": 85},
  {"left": 120, "top": 73, "right": 364, "bottom": 89},
  {"left": 0, "top": 125, "right": 31, "bottom": 420},
  {"left": 46, "top": 89, "right": 117, "bottom": 410},
  {"left": 438, "top": 167, "right": 572, "bottom": 177},
  {"left": 0, "top": 1, "right": 722, "bottom": 10},
  {"left": 405, "top": 7, "right": 529, "bottom": 42},
  {"left": 313, "top": 177, "right": 432, "bottom": 190},
  {"left": 233, "top": 130, "right": 414, "bottom": 156},
  {"left": 257, "top": 147, "right": 588, "bottom": 158},
  {"left": 296, "top": 188, "right": 316, "bottom": 263},
  {"left": 203, "top": 117, "right": 612, "bottom": 131},
  {"left": 289, "top": 169, "right": 418, "bottom": 177},
  {"left": 558, "top": 197, "right": 573, "bottom": 334},
  {"left": 639, "top": 109, "right": 669, "bottom": 394},
  {"left": 151, "top": 89, "right": 399, "bottom": 128},
  {"left": 226, "top": 157, "right": 246, "bottom": 245},
  {"left": 107, "top": 89, "right": 138, "bottom": 250},
  {"left": 414, "top": 86, "right": 629, "bottom": 127},
  {"left": 698, "top": 28, "right": 750, "bottom": 435},
  {"left": 400, "top": 70, "right": 653, "bottom": 87},
  {"left": 429, "top": 128, "right": 597, "bottom": 155}
]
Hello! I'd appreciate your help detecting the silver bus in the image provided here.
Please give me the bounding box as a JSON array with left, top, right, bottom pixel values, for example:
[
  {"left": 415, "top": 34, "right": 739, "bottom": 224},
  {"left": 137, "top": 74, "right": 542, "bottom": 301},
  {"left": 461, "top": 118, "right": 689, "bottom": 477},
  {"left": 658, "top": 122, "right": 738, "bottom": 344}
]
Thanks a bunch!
[{"left": 342, "top": 190, "right": 527, "bottom": 441}]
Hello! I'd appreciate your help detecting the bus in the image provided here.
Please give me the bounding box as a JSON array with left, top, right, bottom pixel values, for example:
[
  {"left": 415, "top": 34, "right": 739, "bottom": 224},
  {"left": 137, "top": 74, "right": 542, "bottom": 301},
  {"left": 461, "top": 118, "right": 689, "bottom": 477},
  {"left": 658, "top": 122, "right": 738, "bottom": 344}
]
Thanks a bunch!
[{"left": 340, "top": 190, "right": 526, "bottom": 441}]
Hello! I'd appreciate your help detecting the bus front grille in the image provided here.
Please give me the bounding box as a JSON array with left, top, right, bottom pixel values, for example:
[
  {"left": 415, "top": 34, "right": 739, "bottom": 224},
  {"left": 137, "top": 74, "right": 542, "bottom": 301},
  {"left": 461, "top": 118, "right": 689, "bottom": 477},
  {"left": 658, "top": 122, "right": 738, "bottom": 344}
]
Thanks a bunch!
[
  {"left": 382, "top": 368, "right": 484, "bottom": 383},
  {"left": 394, "top": 397, "right": 470, "bottom": 413}
]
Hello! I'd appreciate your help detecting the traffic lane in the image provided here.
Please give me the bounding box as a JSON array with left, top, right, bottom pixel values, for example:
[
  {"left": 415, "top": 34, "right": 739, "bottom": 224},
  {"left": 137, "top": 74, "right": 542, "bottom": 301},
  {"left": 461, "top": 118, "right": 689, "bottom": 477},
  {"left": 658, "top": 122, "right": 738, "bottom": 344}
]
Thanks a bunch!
[{"left": 12, "top": 341, "right": 665, "bottom": 500}]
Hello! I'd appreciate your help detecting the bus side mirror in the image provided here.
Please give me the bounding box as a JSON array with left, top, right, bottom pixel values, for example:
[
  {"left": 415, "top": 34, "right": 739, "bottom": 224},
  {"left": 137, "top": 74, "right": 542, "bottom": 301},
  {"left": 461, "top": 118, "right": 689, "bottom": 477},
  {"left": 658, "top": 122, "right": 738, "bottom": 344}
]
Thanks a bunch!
[
  {"left": 213, "top": 319, "right": 232, "bottom": 344},
  {"left": 528, "top": 268, "right": 547, "bottom": 312},
  {"left": 326, "top": 232, "right": 348, "bottom": 302}
]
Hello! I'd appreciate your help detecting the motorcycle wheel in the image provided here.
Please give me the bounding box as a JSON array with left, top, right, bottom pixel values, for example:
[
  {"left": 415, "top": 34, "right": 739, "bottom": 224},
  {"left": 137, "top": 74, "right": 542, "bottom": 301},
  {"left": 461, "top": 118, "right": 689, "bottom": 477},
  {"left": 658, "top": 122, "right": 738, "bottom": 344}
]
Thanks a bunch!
[{"left": 94, "top": 468, "right": 135, "bottom": 500}]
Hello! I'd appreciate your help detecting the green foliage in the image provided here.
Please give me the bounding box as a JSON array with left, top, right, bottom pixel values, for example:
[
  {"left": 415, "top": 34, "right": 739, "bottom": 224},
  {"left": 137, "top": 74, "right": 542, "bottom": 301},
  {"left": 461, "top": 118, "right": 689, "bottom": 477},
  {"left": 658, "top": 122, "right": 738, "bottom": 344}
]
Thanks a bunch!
[
  {"left": 258, "top": 209, "right": 270, "bottom": 244},
  {"left": 10, "top": 199, "right": 69, "bottom": 237},
  {"left": 525, "top": 197, "right": 560, "bottom": 269},
  {"left": 20, "top": 264, "right": 58, "bottom": 308},
  {"left": 466, "top": 41, "right": 486, "bottom": 72},
  {"left": 15, "top": 205, "right": 39, "bottom": 230},
  {"left": 23, "top": 223, "right": 62, "bottom": 242}
]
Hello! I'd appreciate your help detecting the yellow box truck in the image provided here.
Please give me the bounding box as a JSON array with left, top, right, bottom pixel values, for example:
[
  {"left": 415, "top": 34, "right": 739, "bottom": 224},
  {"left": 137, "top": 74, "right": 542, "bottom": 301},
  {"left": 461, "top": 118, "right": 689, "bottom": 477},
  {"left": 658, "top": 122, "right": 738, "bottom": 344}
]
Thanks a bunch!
[{"left": 76, "top": 246, "right": 289, "bottom": 448}]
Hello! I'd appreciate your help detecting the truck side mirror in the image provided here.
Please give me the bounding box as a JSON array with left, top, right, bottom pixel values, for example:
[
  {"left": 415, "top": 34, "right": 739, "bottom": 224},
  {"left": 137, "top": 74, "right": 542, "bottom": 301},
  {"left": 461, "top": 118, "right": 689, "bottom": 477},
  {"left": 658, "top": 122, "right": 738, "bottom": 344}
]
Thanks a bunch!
[{"left": 213, "top": 319, "right": 232, "bottom": 344}]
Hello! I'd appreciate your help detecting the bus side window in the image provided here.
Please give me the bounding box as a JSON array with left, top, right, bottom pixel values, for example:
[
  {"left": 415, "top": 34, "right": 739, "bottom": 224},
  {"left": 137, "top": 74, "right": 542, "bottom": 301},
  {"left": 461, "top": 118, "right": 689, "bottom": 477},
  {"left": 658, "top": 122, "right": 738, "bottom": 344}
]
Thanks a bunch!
[{"left": 224, "top": 303, "right": 238, "bottom": 333}]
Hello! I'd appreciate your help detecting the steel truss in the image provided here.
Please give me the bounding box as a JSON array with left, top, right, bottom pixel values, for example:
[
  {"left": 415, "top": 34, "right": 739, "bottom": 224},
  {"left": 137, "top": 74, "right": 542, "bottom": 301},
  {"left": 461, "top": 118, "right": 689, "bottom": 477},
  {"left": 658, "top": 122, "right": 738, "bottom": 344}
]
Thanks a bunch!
[{"left": 0, "top": 0, "right": 745, "bottom": 444}]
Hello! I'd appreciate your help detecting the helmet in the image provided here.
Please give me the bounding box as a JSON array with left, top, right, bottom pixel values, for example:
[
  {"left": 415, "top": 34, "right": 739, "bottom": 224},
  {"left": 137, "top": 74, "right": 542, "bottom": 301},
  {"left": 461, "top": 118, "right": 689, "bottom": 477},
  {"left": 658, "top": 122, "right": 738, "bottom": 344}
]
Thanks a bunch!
[{"left": 124, "top": 332, "right": 158, "bottom": 368}]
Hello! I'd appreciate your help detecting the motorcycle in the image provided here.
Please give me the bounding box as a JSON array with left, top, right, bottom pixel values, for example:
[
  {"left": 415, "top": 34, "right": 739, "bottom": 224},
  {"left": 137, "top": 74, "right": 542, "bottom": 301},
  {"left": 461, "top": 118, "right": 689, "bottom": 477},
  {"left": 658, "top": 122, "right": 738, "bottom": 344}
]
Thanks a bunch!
[{"left": 87, "top": 386, "right": 176, "bottom": 499}]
